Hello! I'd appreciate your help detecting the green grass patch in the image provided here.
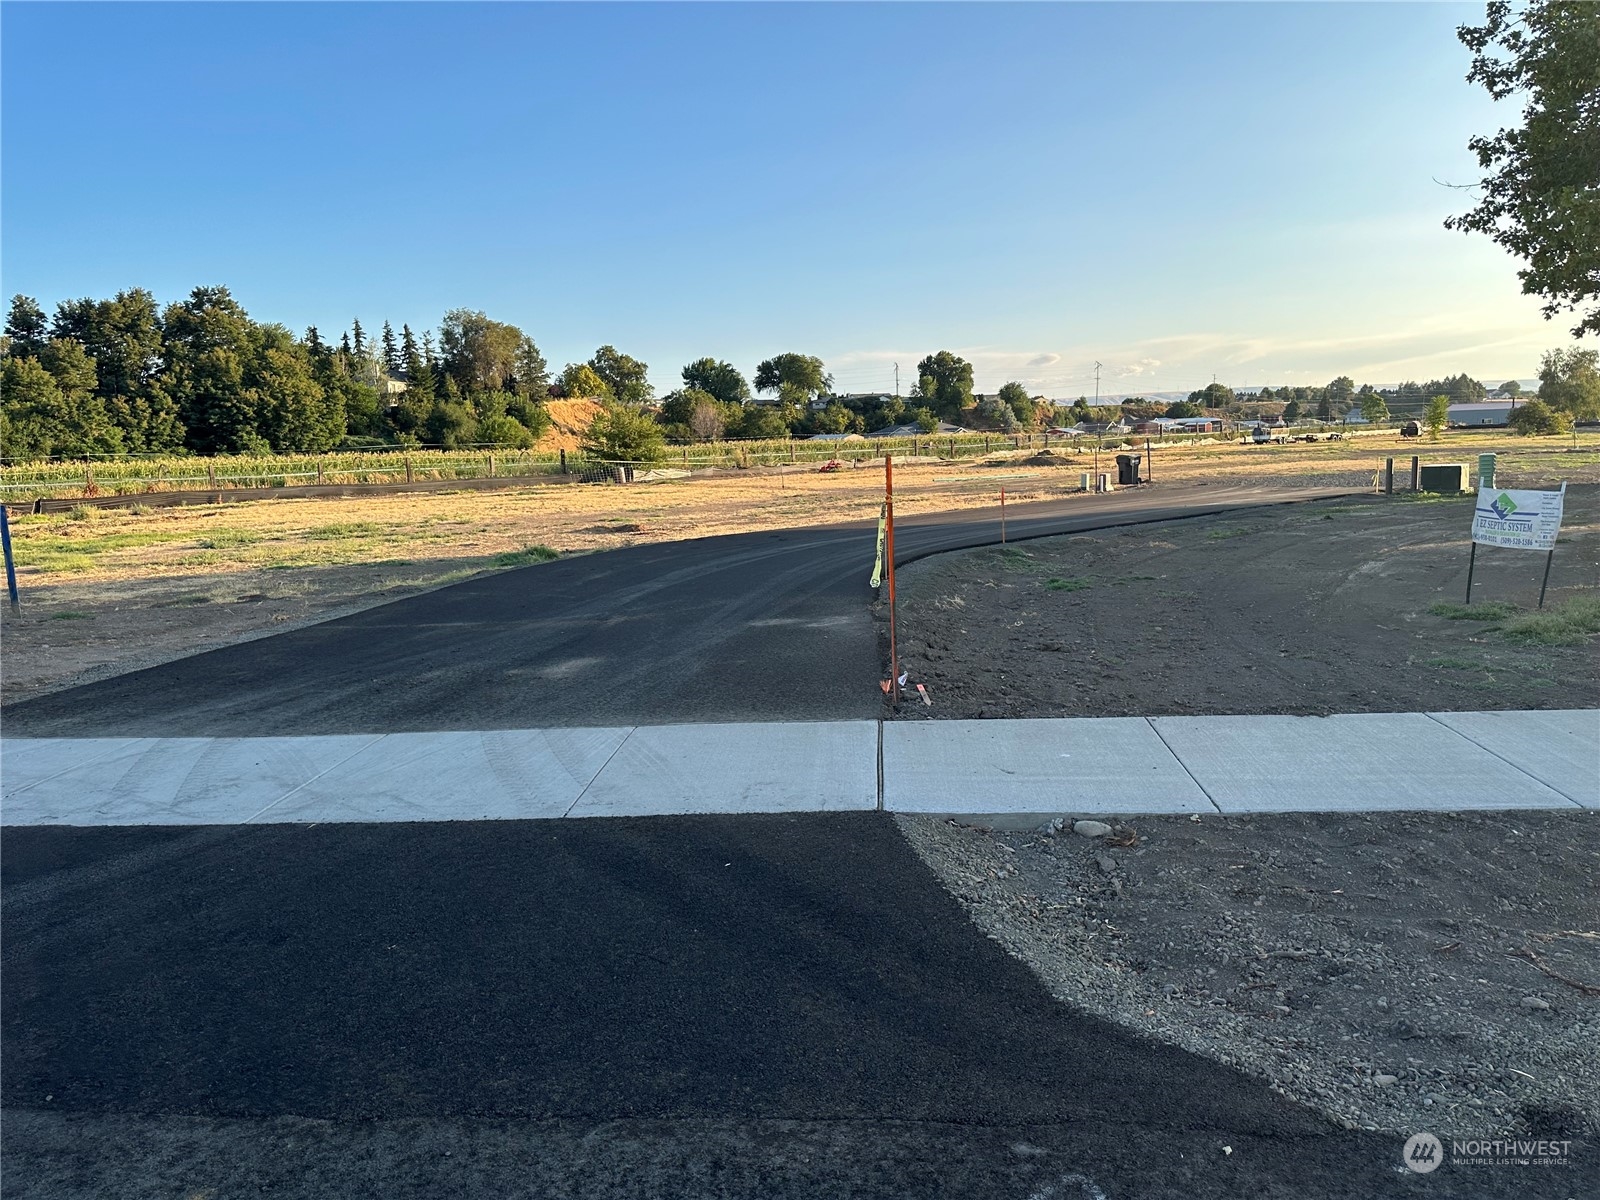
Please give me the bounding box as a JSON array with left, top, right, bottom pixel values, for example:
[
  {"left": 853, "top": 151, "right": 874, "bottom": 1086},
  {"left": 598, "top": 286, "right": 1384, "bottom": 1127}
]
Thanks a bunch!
[
  {"left": 493, "top": 544, "right": 560, "bottom": 568},
  {"left": 1429, "top": 600, "right": 1519, "bottom": 621},
  {"left": 1044, "top": 577, "right": 1094, "bottom": 592},
  {"left": 11, "top": 528, "right": 181, "bottom": 572},
  {"left": 197, "top": 528, "right": 262, "bottom": 548},
  {"left": 50, "top": 611, "right": 93, "bottom": 620},
  {"left": 1395, "top": 492, "right": 1472, "bottom": 504},
  {"left": 1500, "top": 595, "right": 1600, "bottom": 646},
  {"left": 989, "top": 547, "right": 1035, "bottom": 568},
  {"left": 304, "top": 521, "right": 385, "bottom": 540}
]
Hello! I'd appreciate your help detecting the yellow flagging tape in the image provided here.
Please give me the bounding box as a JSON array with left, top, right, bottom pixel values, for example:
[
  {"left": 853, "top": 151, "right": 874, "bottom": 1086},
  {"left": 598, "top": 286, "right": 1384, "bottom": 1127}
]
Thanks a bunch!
[{"left": 870, "top": 501, "right": 888, "bottom": 587}]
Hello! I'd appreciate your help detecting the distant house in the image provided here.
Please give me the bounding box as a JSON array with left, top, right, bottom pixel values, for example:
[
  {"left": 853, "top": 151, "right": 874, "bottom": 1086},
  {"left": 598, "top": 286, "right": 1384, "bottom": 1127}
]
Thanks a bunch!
[
  {"left": 806, "top": 432, "right": 865, "bottom": 442},
  {"left": 868, "top": 421, "right": 968, "bottom": 438},
  {"left": 1448, "top": 401, "right": 1515, "bottom": 427},
  {"left": 1117, "top": 416, "right": 1221, "bottom": 435}
]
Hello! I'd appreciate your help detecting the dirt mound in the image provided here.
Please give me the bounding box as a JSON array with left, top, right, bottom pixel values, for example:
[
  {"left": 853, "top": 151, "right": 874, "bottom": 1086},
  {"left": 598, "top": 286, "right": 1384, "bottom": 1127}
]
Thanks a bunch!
[{"left": 539, "top": 399, "right": 602, "bottom": 453}]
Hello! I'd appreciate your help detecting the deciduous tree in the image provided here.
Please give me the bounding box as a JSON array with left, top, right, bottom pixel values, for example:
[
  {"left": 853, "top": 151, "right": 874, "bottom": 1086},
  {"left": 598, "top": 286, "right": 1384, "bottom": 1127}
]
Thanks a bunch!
[
  {"left": 753, "top": 353, "right": 830, "bottom": 403},
  {"left": 1424, "top": 394, "right": 1452, "bottom": 439},
  {"left": 682, "top": 357, "right": 750, "bottom": 406},
  {"left": 1447, "top": 1, "right": 1600, "bottom": 336},
  {"left": 557, "top": 362, "right": 612, "bottom": 401},
  {"left": 588, "top": 345, "right": 653, "bottom": 407},
  {"left": 913, "top": 351, "right": 973, "bottom": 420},
  {"left": 1537, "top": 345, "right": 1600, "bottom": 421},
  {"left": 582, "top": 402, "right": 666, "bottom": 462}
]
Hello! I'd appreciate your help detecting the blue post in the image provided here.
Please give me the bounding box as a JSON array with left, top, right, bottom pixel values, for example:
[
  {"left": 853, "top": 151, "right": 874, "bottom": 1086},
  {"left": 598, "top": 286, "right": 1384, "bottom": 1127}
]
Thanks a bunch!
[{"left": 1, "top": 504, "right": 19, "bottom": 613}]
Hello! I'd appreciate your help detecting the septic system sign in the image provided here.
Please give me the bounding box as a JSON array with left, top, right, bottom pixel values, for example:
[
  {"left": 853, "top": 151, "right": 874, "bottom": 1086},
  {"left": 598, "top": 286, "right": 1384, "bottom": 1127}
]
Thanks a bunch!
[{"left": 1471, "top": 484, "right": 1565, "bottom": 552}]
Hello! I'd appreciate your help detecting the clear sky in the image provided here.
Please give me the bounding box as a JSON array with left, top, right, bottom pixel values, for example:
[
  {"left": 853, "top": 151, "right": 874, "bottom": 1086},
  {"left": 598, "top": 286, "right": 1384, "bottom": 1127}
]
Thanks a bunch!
[{"left": 1, "top": 1, "right": 1563, "bottom": 397}]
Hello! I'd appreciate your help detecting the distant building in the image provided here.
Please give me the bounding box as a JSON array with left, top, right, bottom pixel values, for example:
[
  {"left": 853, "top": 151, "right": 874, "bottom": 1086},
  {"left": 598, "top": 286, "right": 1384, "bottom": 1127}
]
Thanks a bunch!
[
  {"left": 868, "top": 421, "right": 968, "bottom": 438},
  {"left": 1127, "top": 417, "right": 1220, "bottom": 434},
  {"left": 1447, "top": 401, "right": 1516, "bottom": 427},
  {"left": 806, "top": 432, "right": 865, "bottom": 442}
]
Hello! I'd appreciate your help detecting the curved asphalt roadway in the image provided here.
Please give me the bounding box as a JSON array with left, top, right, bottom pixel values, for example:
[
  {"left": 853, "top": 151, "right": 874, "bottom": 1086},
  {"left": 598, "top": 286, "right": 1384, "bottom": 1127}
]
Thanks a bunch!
[
  {"left": 5, "top": 482, "right": 1356, "bottom": 738},
  {"left": 5, "top": 483, "right": 1579, "bottom": 1197}
]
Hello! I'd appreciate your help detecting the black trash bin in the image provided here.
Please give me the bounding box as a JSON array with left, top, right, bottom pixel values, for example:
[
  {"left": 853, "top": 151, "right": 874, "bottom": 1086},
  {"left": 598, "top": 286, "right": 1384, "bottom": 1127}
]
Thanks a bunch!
[{"left": 1115, "top": 453, "right": 1142, "bottom": 486}]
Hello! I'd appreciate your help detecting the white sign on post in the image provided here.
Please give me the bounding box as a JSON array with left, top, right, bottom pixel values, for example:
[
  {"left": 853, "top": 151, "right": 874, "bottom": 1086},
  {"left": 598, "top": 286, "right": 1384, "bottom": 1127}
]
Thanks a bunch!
[{"left": 1470, "top": 483, "right": 1566, "bottom": 552}]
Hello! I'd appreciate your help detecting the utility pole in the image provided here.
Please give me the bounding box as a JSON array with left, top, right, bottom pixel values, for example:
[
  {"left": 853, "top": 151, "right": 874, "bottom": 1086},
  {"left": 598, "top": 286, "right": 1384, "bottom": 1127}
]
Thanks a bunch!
[
  {"left": 1093, "top": 361, "right": 1102, "bottom": 408},
  {"left": 893, "top": 363, "right": 899, "bottom": 399}
]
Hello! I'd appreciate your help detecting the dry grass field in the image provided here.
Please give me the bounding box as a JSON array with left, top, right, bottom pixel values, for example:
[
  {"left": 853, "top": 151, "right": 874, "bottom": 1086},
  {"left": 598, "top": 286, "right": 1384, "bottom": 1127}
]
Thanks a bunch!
[{"left": 2, "top": 429, "right": 1594, "bottom": 700}]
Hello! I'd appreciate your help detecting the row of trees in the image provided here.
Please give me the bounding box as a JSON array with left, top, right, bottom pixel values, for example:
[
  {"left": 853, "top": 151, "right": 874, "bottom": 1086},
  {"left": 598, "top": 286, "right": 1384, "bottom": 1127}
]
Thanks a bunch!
[
  {"left": 0, "top": 292, "right": 1040, "bottom": 458},
  {"left": 0, "top": 289, "right": 566, "bottom": 458},
  {"left": 5, "top": 286, "right": 1596, "bottom": 461}
]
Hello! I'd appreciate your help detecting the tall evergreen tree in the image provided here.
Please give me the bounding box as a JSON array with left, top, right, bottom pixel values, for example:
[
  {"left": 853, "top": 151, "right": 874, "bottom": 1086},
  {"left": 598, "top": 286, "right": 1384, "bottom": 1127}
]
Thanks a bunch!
[
  {"left": 381, "top": 320, "right": 400, "bottom": 377},
  {"left": 161, "top": 286, "right": 261, "bottom": 452},
  {"left": 339, "top": 331, "right": 352, "bottom": 357},
  {"left": 50, "top": 289, "right": 182, "bottom": 451},
  {"left": 351, "top": 318, "right": 366, "bottom": 359},
  {"left": 4, "top": 295, "right": 49, "bottom": 359},
  {"left": 400, "top": 324, "right": 419, "bottom": 376}
]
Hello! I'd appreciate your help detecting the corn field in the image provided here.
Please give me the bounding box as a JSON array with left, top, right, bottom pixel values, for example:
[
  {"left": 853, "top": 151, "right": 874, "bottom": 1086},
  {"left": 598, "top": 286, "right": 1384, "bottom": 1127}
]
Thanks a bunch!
[{"left": 0, "top": 430, "right": 1209, "bottom": 502}]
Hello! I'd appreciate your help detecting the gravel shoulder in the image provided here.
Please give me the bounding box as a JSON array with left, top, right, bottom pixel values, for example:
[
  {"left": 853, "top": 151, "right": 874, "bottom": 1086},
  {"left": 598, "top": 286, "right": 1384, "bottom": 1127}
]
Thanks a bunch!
[{"left": 898, "top": 809, "right": 1600, "bottom": 1141}]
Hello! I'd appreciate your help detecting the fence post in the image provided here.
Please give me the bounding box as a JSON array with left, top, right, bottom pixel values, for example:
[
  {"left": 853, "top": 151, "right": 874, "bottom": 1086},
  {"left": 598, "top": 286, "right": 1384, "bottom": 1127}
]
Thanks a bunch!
[
  {"left": 789, "top": 440, "right": 796, "bottom": 464},
  {"left": 405, "top": 457, "right": 414, "bottom": 484},
  {"left": 316, "top": 461, "right": 324, "bottom": 484},
  {"left": 560, "top": 449, "right": 568, "bottom": 475},
  {"left": 1385, "top": 458, "right": 1394, "bottom": 495},
  {"left": 1, "top": 505, "right": 20, "bottom": 614},
  {"left": 1410, "top": 455, "right": 1420, "bottom": 492},
  {"left": 207, "top": 463, "right": 217, "bottom": 488},
  {"left": 487, "top": 453, "right": 495, "bottom": 478}
]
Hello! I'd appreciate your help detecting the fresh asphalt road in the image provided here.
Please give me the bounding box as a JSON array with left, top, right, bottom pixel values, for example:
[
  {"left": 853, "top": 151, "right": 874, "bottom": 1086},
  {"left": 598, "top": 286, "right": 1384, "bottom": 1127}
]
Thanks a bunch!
[
  {"left": 13, "top": 481, "right": 1578, "bottom": 1197},
  {"left": 5, "top": 812, "right": 1572, "bottom": 1200},
  {"left": 3, "top": 482, "right": 1357, "bottom": 738}
]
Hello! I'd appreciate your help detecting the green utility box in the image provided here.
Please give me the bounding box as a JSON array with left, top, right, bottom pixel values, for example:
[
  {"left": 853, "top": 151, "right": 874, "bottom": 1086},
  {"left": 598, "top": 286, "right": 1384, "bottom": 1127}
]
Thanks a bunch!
[
  {"left": 1479, "top": 453, "right": 1496, "bottom": 489},
  {"left": 1419, "top": 463, "right": 1469, "bottom": 493}
]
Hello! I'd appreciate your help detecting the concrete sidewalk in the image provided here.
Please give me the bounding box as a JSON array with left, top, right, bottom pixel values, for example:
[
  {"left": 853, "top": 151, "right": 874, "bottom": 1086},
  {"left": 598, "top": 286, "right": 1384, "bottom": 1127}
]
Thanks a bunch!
[{"left": 2, "top": 710, "right": 1594, "bottom": 826}]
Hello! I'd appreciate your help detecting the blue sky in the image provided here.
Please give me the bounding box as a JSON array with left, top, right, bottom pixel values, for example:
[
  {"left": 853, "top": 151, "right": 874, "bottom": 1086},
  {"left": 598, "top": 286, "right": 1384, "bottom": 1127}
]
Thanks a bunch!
[{"left": 1, "top": 1, "right": 1561, "bottom": 396}]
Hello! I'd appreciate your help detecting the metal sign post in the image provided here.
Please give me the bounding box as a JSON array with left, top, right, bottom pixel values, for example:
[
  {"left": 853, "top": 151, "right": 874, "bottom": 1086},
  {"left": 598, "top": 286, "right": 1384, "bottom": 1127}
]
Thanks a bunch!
[{"left": 1, "top": 505, "right": 20, "bottom": 614}]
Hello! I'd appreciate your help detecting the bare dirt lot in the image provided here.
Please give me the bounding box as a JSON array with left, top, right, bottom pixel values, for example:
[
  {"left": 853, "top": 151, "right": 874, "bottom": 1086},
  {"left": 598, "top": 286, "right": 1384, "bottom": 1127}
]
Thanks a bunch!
[
  {"left": 891, "top": 486, "right": 1600, "bottom": 719},
  {"left": 890, "top": 467, "right": 1600, "bottom": 1146},
  {"left": 900, "top": 809, "right": 1600, "bottom": 1140},
  {"left": 2, "top": 431, "right": 1593, "bottom": 702}
]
